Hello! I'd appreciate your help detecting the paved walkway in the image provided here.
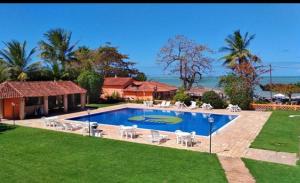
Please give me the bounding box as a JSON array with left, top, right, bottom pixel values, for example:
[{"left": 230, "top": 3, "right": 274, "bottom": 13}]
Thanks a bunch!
[
  {"left": 218, "top": 156, "right": 255, "bottom": 183},
  {"left": 244, "top": 148, "right": 298, "bottom": 166},
  {"left": 2, "top": 103, "right": 299, "bottom": 182}
]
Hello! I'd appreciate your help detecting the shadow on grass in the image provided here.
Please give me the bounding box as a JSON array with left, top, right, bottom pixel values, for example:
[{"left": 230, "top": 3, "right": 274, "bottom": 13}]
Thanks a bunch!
[{"left": 0, "top": 123, "right": 17, "bottom": 134}]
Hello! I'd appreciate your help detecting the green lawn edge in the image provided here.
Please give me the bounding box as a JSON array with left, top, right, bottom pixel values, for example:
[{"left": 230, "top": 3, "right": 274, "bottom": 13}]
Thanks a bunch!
[
  {"left": 242, "top": 158, "right": 300, "bottom": 183},
  {"left": 250, "top": 111, "right": 300, "bottom": 153}
]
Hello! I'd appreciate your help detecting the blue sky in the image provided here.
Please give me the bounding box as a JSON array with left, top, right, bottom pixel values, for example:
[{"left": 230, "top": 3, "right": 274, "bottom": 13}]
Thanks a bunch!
[{"left": 0, "top": 3, "right": 300, "bottom": 76}]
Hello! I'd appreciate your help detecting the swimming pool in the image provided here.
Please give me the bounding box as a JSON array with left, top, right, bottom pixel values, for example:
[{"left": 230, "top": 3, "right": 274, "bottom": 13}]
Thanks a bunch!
[{"left": 68, "top": 108, "right": 238, "bottom": 136}]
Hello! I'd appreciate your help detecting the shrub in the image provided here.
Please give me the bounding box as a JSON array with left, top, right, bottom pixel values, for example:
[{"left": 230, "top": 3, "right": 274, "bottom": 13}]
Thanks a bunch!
[
  {"left": 77, "top": 71, "right": 103, "bottom": 103},
  {"left": 173, "top": 88, "right": 191, "bottom": 106},
  {"left": 202, "top": 91, "right": 225, "bottom": 109},
  {"left": 219, "top": 74, "right": 252, "bottom": 110},
  {"left": 106, "top": 91, "right": 123, "bottom": 103}
]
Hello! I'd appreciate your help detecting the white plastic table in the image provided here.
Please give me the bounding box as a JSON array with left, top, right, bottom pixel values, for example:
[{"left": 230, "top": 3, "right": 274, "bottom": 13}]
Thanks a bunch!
[
  {"left": 175, "top": 132, "right": 191, "bottom": 144},
  {"left": 120, "top": 126, "right": 136, "bottom": 139}
]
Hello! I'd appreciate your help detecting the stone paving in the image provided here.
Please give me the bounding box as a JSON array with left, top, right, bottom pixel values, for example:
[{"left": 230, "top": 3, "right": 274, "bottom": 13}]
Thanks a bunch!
[
  {"left": 2, "top": 103, "right": 299, "bottom": 183},
  {"left": 218, "top": 156, "right": 255, "bottom": 183}
]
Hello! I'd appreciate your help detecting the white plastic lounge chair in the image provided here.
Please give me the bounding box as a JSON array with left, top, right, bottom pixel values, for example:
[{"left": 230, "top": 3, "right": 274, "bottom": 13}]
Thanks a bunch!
[
  {"left": 158, "top": 100, "right": 166, "bottom": 108},
  {"left": 230, "top": 105, "right": 241, "bottom": 112},
  {"left": 226, "top": 104, "right": 234, "bottom": 110},
  {"left": 148, "top": 101, "right": 153, "bottom": 107},
  {"left": 143, "top": 101, "right": 148, "bottom": 106},
  {"left": 148, "top": 130, "right": 168, "bottom": 144},
  {"left": 42, "top": 117, "right": 50, "bottom": 127},
  {"left": 207, "top": 103, "right": 213, "bottom": 110},
  {"left": 174, "top": 101, "right": 181, "bottom": 108},
  {"left": 63, "top": 123, "right": 77, "bottom": 131},
  {"left": 54, "top": 121, "right": 65, "bottom": 130},
  {"left": 188, "top": 101, "right": 198, "bottom": 110},
  {"left": 163, "top": 101, "right": 171, "bottom": 108},
  {"left": 201, "top": 103, "right": 213, "bottom": 110}
]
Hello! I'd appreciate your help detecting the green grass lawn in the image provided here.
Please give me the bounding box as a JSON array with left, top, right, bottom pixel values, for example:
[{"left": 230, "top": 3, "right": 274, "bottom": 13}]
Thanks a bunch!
[
  {"left": 243, "top": 158, "right": 300, "bottom": 183},
  {"left": 86, "top": 102, "right": 124, "bottom": 108},
  {"left": 250, "top": 110, "right": 300, "bottom": 153},
  {"left": 0, "top": 124, "right": 227, "bottom": 183}
]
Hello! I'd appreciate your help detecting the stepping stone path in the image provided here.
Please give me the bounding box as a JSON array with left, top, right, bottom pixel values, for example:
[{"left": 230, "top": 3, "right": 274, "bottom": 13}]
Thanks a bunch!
[{"left": 218, "top": 156, "right": 255, "bottom": 183}]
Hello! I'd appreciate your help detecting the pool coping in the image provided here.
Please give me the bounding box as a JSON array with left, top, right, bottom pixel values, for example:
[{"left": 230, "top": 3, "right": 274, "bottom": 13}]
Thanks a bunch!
[{"left": 63, "top": 106, "right": 240, "bottom": 138}]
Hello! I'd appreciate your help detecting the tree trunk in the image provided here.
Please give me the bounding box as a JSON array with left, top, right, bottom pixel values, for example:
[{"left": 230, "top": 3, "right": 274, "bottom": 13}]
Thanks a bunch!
[{"left": 288, "top": 94, "right": 292, "bottom": 104}]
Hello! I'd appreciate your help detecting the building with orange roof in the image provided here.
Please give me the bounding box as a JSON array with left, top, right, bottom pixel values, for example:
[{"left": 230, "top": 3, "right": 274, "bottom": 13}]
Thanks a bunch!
[
  {"left": 0, "top": 81, "right": 87, "bottom": 120},
  {"left": 101, "top": 77, "right": 177, "bottom": 101}
]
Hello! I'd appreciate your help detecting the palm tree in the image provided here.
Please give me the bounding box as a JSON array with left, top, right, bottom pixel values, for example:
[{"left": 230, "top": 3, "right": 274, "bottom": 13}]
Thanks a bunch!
[
  {"left": 220, "top": 30, "right": 260, "bottom": 69},
  {"left": 38, "top": 28, "right": 77, "bottom": 80},
  {"left": 0, "top": 40, "right": 41, "bottom": 81},
  {"left": 0, "top": 60, "right": 9, "bottom": 82}
]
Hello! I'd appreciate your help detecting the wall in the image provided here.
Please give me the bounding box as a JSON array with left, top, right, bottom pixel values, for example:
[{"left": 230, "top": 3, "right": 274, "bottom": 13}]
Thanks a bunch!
[
  {"left": 123, "top": 91, "right": 153, "bottom": 100},
  {"left": 101, "top": 88, "right": 124, "bottom": 99}
]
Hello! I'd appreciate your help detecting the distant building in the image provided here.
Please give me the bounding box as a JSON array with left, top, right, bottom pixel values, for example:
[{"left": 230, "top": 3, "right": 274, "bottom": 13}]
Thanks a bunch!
[
  {"left": 101, "top": 77, "right": 177, "bottom": 100},
  {"left": 0, "top": 81, "right": 86, "bottom": 120}
]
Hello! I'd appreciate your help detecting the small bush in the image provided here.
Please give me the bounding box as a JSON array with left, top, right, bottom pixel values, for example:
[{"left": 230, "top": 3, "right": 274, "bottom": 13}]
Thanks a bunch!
[
  {"left": 173, "top": 88, "right": 191, "bottom": 106},
  {"left": 195, "top": 99, "right": 202, "bottom": 107},
  {"left": 106, "top": 91, "right": 123, "bottom": 103},
  {"left": 202, "top": 91, "right": 225, "bottom": 109}
]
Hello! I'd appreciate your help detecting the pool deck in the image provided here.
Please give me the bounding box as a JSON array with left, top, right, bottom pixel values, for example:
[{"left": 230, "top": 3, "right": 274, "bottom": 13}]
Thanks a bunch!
[{"left": 2, "top": 103, "right": 298, "bottom": 166}]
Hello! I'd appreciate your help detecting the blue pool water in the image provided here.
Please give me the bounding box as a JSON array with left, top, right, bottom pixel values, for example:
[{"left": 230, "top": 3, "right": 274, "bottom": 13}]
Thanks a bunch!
[{"left": 68, "top": 108, "right": 238, "bottom": 136}]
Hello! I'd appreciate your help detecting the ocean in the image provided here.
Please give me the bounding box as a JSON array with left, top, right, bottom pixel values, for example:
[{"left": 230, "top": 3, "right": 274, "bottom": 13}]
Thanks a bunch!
[{"left": 148, "top": 76, "right": 300, "bottom": 98}]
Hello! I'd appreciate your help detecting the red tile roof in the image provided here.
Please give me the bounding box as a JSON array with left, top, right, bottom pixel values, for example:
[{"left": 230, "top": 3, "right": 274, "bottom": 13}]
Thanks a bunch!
[
  {"left": 124, "top": 81, "right": 177, "bottom": 92},
  {"left": 0, "top": 81, "right": 86, "bottom": 99},
  {"left": 103, "top": 77, "right": 133, "bottom": 88}
]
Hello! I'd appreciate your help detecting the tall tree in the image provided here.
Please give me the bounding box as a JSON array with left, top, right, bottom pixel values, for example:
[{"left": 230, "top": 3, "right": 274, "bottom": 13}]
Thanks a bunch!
[
  {"left": 222, "top": 31, "right": 267, "bottom": 91},
  {"left": 39, "top": 28, "right": 77, "bottom": 80},
  {"left": 220, "top": 30, "right": 260, "bottom": 70},
  {"left": 72, "top": 46, "right": 94, "bottom": 72},
  {"left": 157, "top": 35, "right": 213, "bottom": 90},
  {"left": 0, "top": 40, "right": 41, "bottom": 81},
  {"left": 93, "top": 44, "right": 141, "bottom": 78}
]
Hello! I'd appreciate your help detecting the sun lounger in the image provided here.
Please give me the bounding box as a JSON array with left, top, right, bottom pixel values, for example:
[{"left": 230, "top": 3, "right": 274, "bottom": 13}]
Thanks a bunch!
[
  {"left": 226, "top": 104, "right": 234, "bottom": 110},
  {"left": 201, "top": 103, "right": 213, "bottom": 110},
  {"left": 162, "top": 101, "right": 171, "bottom": 108},
  {"left": 54, "top": 121, "right": 65, "bottom": 130},
  {"left": 63, "top": 123, "right": 78, "bottom": 131},
  {"left": 148, "top": 101, "right": 153, "bottom": 107},
  {"left": 229, "top": 105, "right": 241, "bottom": 112},
  {"left": 188, "top": 101, "right": 198, "bottom": 110},
  {"left": 158, "top": 100, "right": 166, "bottom": 107},
  {"left": 148, "top": 130, "right": 168, "bottom": 144}
]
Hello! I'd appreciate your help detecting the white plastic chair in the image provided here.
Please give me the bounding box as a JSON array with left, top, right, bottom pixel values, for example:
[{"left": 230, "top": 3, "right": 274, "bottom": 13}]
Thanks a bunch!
[
  {"left": 148, "top": 130, "right": 168, "bottom": 144},
  {"left": 182, "top": 135, "right": 193, "bottom": 147}
]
